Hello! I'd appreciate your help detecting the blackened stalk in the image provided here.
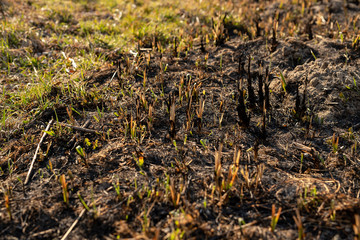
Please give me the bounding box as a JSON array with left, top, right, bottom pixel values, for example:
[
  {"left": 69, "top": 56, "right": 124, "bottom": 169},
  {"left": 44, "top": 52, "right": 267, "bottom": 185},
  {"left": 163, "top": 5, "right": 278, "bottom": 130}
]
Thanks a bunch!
[
  {"left": 186, "top": 88, "right": 193, "bottom": 131},
  {"left": 247, "top": 55, "right": 256, "bottom": 109},
  {"left": 258, "top": 73, "right": 264, "bottom": 112},
  {"left": 238, "top": 55, "right": 245, "bottom": 77},
  {"left": 261, "top": 103, "right": 267, "bottom": 140},
  {"left": 200, "top": 35, "right": 206, "bottom": 53},
  {"left": 237, "top": 88, "right": 250, "bottom": 128},
  {"left": 265, "top": 67, "right": 271, "bottom": 110},
  {"left": 174, "top": 37, "right": 178, "bottom": 57}
]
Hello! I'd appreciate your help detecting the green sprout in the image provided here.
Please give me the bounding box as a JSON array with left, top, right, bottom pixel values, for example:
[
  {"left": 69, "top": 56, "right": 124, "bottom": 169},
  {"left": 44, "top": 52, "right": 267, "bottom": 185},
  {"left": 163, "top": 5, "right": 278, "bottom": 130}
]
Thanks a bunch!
[
  {"left": 173, "top": 140, "right": 178, "bottom": 151},
  {"left": 76, "top": 145, "right": 86, "bottom": 159},
  {"left": 200, "top": 139, "right": 208, "bottom": 150},
  {"left": 310, "top": 49, "right": 317, "bottom": 60},
  {"left": 78, "top": 192, "right": 90, "bottom": 211},
  {"left": 76, "top": 145, "right": 88, "bottom": 166},
  {"left": 279, "top": 70, "right": 287, "bottom": 93}
]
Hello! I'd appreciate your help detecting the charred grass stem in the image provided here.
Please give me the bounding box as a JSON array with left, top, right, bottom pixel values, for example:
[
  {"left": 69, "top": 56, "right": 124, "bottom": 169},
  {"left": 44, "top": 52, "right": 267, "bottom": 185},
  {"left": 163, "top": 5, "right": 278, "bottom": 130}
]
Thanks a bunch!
[{"left": 293, "top": 208, "right": 305, "bottom": 240}]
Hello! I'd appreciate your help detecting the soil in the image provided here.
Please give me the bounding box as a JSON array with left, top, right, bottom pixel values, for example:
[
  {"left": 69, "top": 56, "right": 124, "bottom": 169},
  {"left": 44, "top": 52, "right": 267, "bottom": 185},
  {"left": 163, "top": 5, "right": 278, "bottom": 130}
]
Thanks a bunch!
[{"left": 1, "top": 0, "right": 360, "bottom": 239}]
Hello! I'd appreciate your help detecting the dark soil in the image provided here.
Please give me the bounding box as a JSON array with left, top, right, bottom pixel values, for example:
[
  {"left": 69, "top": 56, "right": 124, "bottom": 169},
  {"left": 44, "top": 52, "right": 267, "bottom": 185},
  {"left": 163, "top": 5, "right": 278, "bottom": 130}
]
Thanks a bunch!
[{"left": 1, "top": 0, "right": 360, "bottom": 239}]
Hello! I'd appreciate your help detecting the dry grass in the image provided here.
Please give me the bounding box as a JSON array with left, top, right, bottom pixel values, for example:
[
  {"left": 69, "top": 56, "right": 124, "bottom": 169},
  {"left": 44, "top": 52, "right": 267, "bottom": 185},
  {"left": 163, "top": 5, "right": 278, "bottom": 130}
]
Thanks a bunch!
[{"left": 1, "top": 0, "right": 360, "bottom": 239}]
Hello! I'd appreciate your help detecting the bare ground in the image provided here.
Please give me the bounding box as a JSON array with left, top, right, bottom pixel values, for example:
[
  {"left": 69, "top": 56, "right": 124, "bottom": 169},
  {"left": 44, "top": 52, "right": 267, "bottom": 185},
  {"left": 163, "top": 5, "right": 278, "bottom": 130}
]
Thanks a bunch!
[{"left": 1, "top": 0, "right": 360, "bottom": 239}]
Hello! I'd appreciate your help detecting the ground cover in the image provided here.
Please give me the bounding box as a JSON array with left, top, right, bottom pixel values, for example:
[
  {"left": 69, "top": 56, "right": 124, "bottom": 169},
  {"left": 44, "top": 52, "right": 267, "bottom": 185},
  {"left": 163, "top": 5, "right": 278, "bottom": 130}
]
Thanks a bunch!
[{"left": 1, "top": 0, "right": 360, "bottom": 239}]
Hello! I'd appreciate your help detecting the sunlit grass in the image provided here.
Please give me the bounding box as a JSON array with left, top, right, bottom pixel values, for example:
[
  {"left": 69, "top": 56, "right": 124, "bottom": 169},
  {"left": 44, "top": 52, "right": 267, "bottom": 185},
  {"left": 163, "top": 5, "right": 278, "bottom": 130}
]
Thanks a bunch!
[{"left": 3, "top": 0, "right": 357, "bottom": 135}]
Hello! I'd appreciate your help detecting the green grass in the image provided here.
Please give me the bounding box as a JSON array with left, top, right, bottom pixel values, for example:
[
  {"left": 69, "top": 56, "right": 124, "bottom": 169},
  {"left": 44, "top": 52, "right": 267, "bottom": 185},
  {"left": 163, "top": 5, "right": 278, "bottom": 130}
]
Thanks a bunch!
[
  {"left": 1, "top": 1, "right": 360, "bottom": 238},
  {"left": 0, "top": 0, "right": 250, "bottom": 134}
]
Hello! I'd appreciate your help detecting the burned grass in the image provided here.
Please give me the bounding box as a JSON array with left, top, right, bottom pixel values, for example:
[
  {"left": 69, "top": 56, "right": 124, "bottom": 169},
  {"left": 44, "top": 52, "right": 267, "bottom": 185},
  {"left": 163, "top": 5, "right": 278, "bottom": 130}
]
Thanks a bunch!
[{"left": 1, "top": 0, "right": 360, "bottom": 239}]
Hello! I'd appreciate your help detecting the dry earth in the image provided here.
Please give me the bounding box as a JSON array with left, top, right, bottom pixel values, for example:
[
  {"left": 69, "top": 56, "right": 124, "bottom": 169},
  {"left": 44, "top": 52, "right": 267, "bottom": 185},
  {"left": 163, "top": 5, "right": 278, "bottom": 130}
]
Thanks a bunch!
[{"left": 1, "top": 0, "right": 360, "bottom": 239}]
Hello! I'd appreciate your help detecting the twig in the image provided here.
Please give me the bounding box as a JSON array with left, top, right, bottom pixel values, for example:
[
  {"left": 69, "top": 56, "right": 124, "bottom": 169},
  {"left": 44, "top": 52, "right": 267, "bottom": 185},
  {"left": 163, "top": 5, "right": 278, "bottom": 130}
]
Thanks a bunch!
[
  {"left": 60, "top": 122, "right": 103, "bottom": 134},
  {"left": 60, "top": 198, "right": 101, "bottom": 240},
  {"left": 60, "top": 208, "right": 86, "bottom": 240},
  {"left": 108, "top": 187, "right": 142, "bottom": 211},
  {"left": 68, "top": 120, "right": 91, "bottom": 149},
  {"left": 24, "top": 119, "right": 54, "bottom": 185},
  {"left": 105, "top": 69, "right": 118, "bottom": 88},
  {"left": 233, "top": 208, "right": 294, "bottom": 231},
  {"left": 30, "top": 228, "right": 56, "bottom": 238},
  {"left": 292, "top": 142, "right": 319, "bottom": 156}
]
